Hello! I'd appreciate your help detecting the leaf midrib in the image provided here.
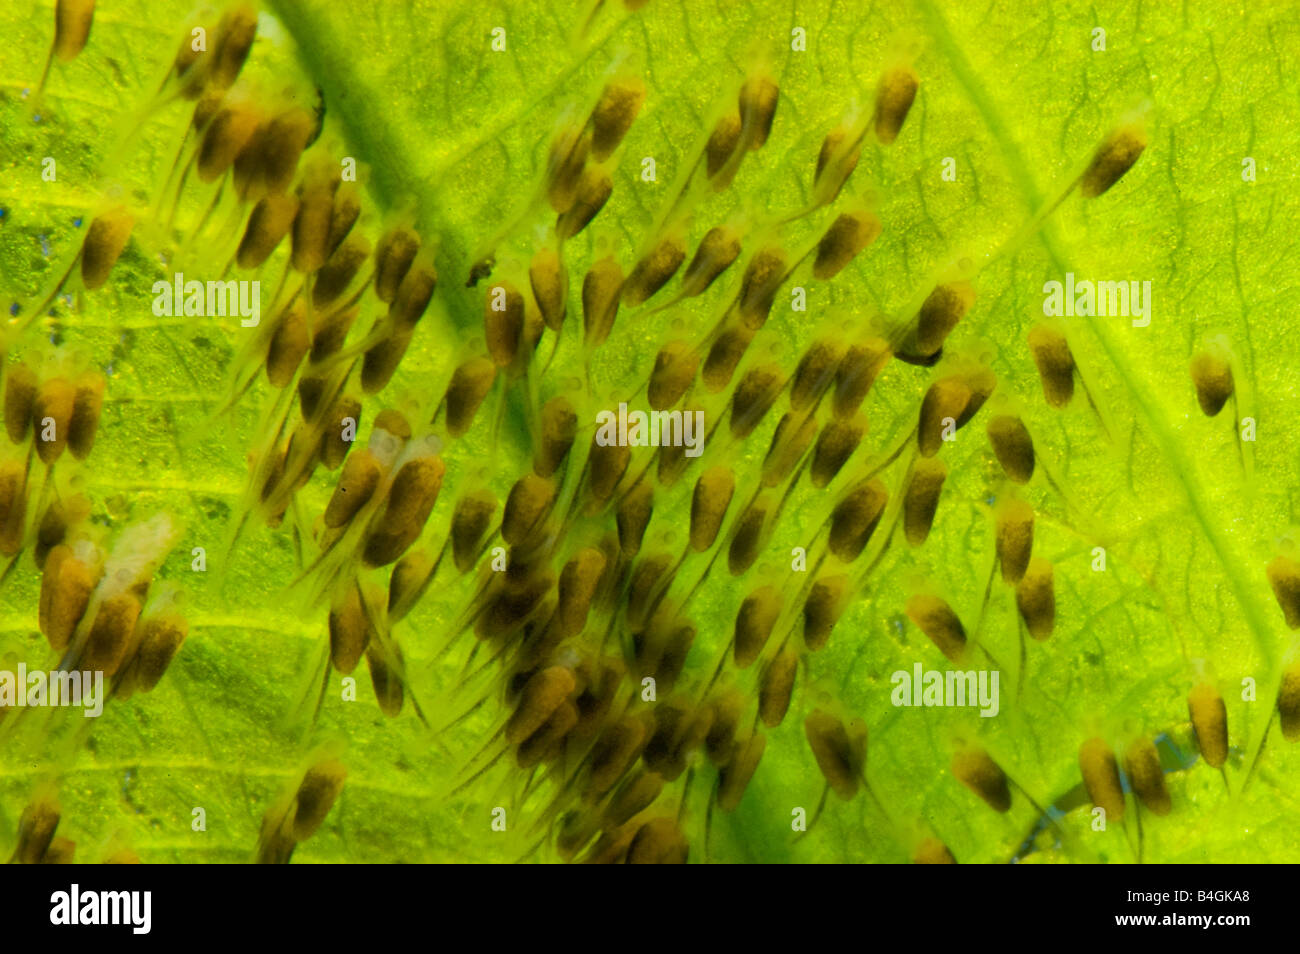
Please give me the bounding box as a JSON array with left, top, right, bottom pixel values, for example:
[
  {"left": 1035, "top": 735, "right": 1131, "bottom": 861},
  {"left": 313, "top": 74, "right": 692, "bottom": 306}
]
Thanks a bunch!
[{"left": 918, "top": 0, "right": 1279, "bottom": 677}]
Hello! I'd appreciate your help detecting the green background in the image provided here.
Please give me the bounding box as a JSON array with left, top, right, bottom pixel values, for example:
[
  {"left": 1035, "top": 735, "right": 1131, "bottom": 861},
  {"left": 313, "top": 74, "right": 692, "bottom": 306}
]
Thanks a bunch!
[{"left": 0, "top": 0, "right": 1298, "bottom": 862}]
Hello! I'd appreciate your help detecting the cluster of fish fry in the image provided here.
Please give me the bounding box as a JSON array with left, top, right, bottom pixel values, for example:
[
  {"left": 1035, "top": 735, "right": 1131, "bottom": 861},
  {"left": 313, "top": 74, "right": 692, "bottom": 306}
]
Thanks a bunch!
[{"left": 7, "top": 0, "right": 1300, "bottom": 864}]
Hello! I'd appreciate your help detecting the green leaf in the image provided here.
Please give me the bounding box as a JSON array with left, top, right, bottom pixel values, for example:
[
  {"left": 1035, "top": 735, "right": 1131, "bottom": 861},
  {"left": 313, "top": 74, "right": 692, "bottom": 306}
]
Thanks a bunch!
[{"left": 0, "top": 0, "right": 1297, "bottom": 864}]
